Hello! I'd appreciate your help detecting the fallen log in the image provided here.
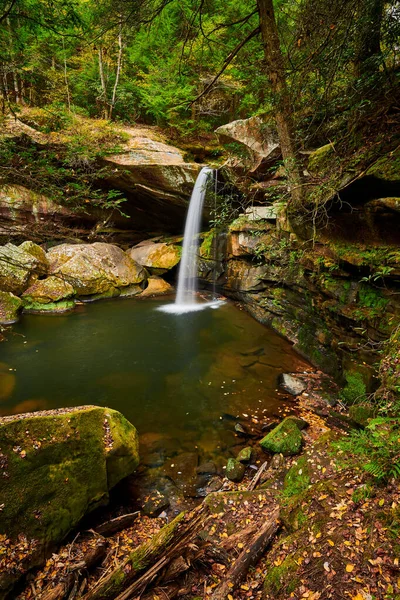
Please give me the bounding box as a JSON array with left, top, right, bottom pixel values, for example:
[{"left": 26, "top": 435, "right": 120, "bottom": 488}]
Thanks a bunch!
[
  {"left": 94, "top": 512, "right": 139, "bottom": 537},
  {"left": 83, "top": 505, "right": 208, "bottom": 600},
  {"left": 211, "top": 507, "right": 280, "bottom": 600},
  {"left": 40, "top": 541, "right": 108, "bottom": 600}
]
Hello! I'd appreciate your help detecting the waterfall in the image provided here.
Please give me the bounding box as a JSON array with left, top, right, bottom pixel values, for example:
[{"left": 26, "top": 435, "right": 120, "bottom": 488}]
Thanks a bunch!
[
  {"left": 175, "top": 166, "right": 213, "bottom": 306},
  {"left": 158, "top": 166, "right": 224, "bottom": 314}
]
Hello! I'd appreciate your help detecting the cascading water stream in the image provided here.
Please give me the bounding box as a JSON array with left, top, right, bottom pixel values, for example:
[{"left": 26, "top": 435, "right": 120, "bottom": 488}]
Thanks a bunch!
[
  {"left": 175, "top": 166, "right": 213, "bottom": 305},
  {"left": 159, "top": 166, "right": 224, "bottom": 314}
]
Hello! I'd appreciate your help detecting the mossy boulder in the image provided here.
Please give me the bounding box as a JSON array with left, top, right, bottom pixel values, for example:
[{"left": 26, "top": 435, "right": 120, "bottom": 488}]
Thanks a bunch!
[
  {"left": 47, "top": 242, "right": 146, "bottom": 296},
  {"left": 0, "top": 242, "right": 48, "bottom": 295},
  {"left": 0, "top": 291, "right": 22, "bottom": 324},
  {"left": 237, "top": 446, "right": 252, "bottom": 463},
  {"left": 308, "top": 143, "right": 335, "bottom": 175},
  {"left": 0, "top": 406, "right": 139, "bottom": 544},
  {"left": 22, "top": 299, "right": 76, "bottom": 313},
  {"left": 260, "top": 418, "right": 303, "bottom": 456},
  {"left": 127, "top": 242, "right": 181, "bottom": 272},
  {"left": 226, "top": 458, "right": 246, "bottom": 482},
  {"left": 22, "top": 275, "right": 75, "bottom": 304}
]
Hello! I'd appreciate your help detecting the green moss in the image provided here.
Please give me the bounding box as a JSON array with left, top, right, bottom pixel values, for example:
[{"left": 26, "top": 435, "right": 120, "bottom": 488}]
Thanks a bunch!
[
  {"left": 23, "top": 299, "right": 76, "bottom": 313},
  {"left": 200, "top": 229, "right": 216, "bottom": 259},
  {"left": 366, "top": 146, "right": 400, "bottom": 181},
  {"left": 308, "top": 143, "right": 336, "bottom": 174},
  {"left": 260, "top": 418, "right": 303, "bottom": 456},
  {"left": 0, "top": 291, "right": 23, "bottom": 324},
  {"left": 340, "top": 371, "right": 367, "bottom": 405},
  {"left": 0, "top": 407, "right": 139, "bottom": 544},
  {"left": 264, "top": 554, "right": 300, "bottom": 596},
  {"left": 282, "top": 456, "right": 311, "bottom": 499},
  {"left": 349, "top": 403, "right": 376, "bottom": 426}
]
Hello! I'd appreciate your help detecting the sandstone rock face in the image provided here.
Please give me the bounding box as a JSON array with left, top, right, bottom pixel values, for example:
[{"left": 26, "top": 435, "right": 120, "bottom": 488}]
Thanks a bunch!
[
  {"left": 128, "top": 241, "right": 181, "bottom": 272},
  {"left": 215, "top": 116, "right": 280, "bottom": 173},
  {"left": 0, "top": 242, "right": 48, "bottom": 295},
  {"left": 0, "top": 406, "right": 139, "bottom": 543},
  {"left": 47, "top": 243, "right": 146, "bottom": 296},
  {"left": 138, "top": 276, "right": 173, "bottom": 297},
  {"left": 0, "top": 291, "right": 22, "bottom": 324}
]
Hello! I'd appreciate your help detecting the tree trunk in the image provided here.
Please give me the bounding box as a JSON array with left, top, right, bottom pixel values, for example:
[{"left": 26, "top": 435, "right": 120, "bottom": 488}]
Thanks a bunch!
[
  {"left": 98, "top": 47, "right": 108, "bottom": 118},
  {"left": 109, "top": 19, "right": 123, "bottom": 120},
  {"left": 355, "top": 0, "right": 384, "bottom": 78},
  {"left": 257, "top": 0, "right": 303, "bottom": 206}
]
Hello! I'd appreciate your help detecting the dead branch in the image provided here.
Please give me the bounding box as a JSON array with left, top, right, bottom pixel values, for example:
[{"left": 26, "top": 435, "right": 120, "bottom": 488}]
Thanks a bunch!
[
  {"left": 211, "top": 508, "right": 280, "bottom": 600},
  {"left": 94, "top": 512, "right": 139, "bottom": 538}
]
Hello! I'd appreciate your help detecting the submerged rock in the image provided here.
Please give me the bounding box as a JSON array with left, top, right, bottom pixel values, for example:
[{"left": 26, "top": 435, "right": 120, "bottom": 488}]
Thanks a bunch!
[
  {"left": 0, "top": 406, "right": 139, "bottom": 544},
  {"left": 279, "top": 373, "right": 307, "bottom": 396},
  {"left": 226, "top": 457, "right": 246, "bottom": 482},
  {"left": 47, "top": 242, "right": 146, "bottom": 296},
  {"left": 260, "top": 417, "right": 303, "bottom": 456},
  {"left": 0, "top": 291, "right": 23, "bottom": 324}
]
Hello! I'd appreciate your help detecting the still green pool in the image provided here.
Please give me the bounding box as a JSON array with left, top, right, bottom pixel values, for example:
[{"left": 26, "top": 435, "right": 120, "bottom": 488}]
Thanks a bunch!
[{"left": 0, "top": 297, "right": 310, "bottom": 458}]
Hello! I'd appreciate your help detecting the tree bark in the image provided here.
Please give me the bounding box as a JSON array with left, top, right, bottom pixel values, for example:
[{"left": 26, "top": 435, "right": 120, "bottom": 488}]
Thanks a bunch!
[
  {"left": 257, "top": 0, "right": 303, "bottom": 206},
  {"left": 98, "top": 47, "right": 108, "bottom": 118}
]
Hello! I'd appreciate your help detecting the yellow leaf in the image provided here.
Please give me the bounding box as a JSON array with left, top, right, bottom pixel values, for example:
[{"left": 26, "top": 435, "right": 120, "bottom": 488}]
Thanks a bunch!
[
  {"left": 346, "top": 564, "right": 355, "bottom": 572},
  {"left": 240, "top": 585, "right": 249, "bottom": 591},
  {"left": 316, "top": 532, "right": 322, "bottom": 539},
  {"left": 228, "top": 596, "right": 234, "bottom": 600},
  {"left": 237, "top": 543, "right": 244, "bottom": 549},
  {"left": 328, "top": 539, "right": 335, "bottom": 546},
  {"left": 378, "top": 499, "right": 385, "bottom": 506}
]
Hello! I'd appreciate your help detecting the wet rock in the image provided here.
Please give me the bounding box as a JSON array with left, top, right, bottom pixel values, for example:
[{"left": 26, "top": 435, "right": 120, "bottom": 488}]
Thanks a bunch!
[
  {"left": 205, "top": 476, "right": 224, "bottom": 494},
  {"left": 240, "top": 346, "right": 265, "bottom": 356},
  {"left": 119, "top": 284, "right": 143, "bottom": 298},
  {"left": 128, "top": 241, "right": 181, "bottom": 272},
  {"left": 262, "top": 419, "right": 280, "bottom": 433},
  {"left": 279, "top": 373, "right": 307, "bottom": 396},
  {"left": 0, "top": 291, "right": 23, "bottom": 324},
  {"left": 196, "top": 461, "right": 217, "bottom": 475},
  {"left": 47, "top": 242, "right": 146, "bottom": 296},
  {"left": 234, "top": 422, "right": 248, "bottom": 436},
  {"left": 142, "top": 491, "right": 170, "bottom": 517},
  {"left": 163, "top": 452, "right": 199, "bottom": 495},
  {"left": 270, "top": 453, "right": 286, "bottom": 470},
  {"left": 137, "top": 276, "right": 173, "bottom": 297},
  {"left": 226, "top": 458, "right": 246, "bottom": 482},
  {"left": 237, "top": 446, "right": 252, "bottom": 464},
  {"left": 287, "top": 416, "right": 309, "bottom": 430},
  {"left": 260, "top": 417, "right": 303, "bottom": 456}
]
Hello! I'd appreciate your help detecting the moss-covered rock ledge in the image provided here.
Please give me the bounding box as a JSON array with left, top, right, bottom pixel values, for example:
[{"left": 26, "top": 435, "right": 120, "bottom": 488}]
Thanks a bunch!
[{"left": 0, "top": 406, "right": 139, "bottom": 544}]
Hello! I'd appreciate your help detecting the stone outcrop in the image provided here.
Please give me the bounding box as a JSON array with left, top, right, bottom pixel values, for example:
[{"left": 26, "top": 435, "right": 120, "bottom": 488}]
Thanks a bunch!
[
  {"left": 128, "top": 240, "right": 181, "bottom": 273},
  {"left": 0, "top": 241, "right": 48, "bottom": 295},
  {"left": 215, "top": 116, "right": 280, "bottom": 174},
  {"left": 47, "top": 242, "right": 146, "bottom": 296}
]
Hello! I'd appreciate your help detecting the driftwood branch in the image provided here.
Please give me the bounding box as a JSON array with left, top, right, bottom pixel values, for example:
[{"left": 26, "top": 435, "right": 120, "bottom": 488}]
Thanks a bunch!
[
  {"left": 211, "top": 508, "right": 280, "bottom": 600},
  {"left": 247, "top": 460, "right": 268, "bottom": 491},
  {"left": 94, "top": 512, "right": 139, "bottom": 537},
  {"left": 40, "top": 541, "right": 108, "bottom": 600},
  {"left": 83, "top": 505, "right": 208, "bottom": 600}
]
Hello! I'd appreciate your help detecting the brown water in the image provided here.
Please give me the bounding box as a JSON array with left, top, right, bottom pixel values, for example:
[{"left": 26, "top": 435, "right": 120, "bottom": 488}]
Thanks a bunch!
[{"left": 0, "top": 296, "right": 310, "bottom": 480}]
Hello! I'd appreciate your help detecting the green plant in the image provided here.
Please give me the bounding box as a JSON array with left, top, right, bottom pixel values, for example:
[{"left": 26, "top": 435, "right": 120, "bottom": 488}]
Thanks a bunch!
[
  {"left": 339, "top": 371, "right": 367, "bottom": 405},
  {"left": 337, "top": 418, "right": 400, "bottom": 482}
]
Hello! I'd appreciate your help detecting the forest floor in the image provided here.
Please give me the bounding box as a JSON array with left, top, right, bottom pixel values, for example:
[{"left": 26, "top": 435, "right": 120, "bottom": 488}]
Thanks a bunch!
[{"left": 10, "top": 371, "right": 399, "bottom": 600}]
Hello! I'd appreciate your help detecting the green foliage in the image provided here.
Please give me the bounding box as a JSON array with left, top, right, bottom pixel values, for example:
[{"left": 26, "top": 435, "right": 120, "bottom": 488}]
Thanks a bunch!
[{"left": 337, "top": 418, "right": 400, "bottom": 483}]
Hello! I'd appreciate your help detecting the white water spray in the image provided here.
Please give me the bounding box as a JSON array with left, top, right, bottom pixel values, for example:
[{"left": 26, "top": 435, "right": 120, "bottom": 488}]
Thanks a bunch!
[{"left": 159, "top": 166, "right": 224, "bottom": 314}]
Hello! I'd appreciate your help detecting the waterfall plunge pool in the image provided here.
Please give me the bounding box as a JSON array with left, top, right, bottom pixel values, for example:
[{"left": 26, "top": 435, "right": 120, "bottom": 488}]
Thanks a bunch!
[{"left": 0, "top": 296, "right": 311, "bottom": 503}]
